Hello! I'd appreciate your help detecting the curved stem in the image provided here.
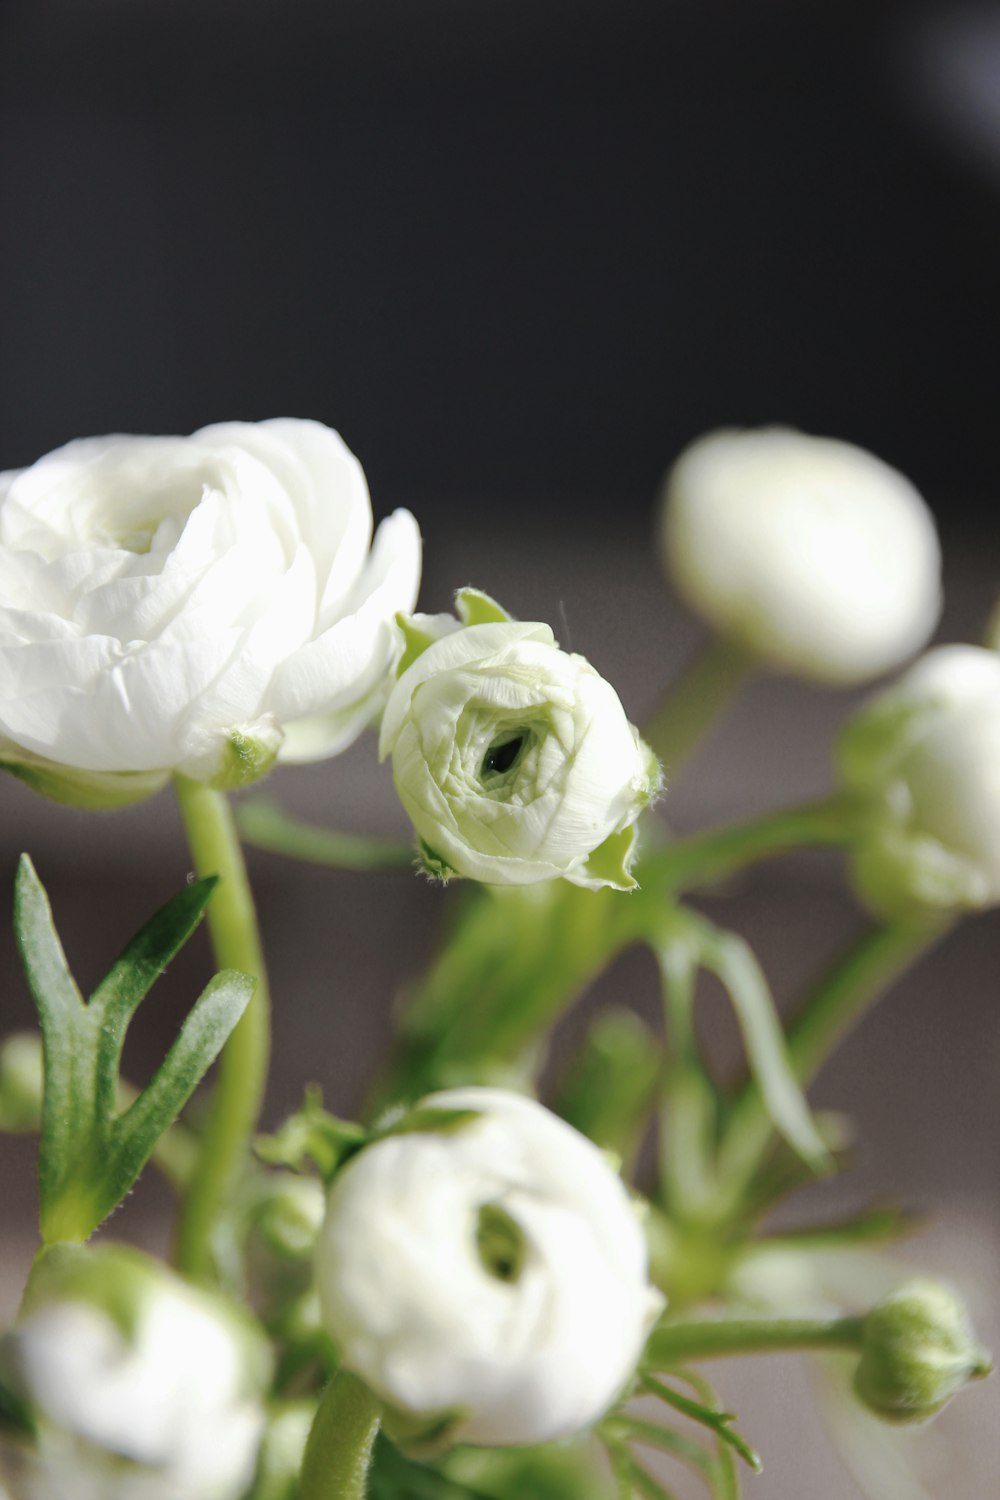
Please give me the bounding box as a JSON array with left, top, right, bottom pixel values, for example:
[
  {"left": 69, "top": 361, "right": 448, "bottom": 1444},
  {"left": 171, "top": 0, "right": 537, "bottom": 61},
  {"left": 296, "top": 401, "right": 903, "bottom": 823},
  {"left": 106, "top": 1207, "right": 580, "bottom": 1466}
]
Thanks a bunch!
[
  {"left": 300, "top": 1372, "right": 382, "bottom": 1500},
  {"left": 644, "top": 1313, "right": 865, "bottom": 1368},
  {"left": 172, "top": 775, "right": 270, "bottom": 1282},
  {"left": 713, "top": 918, "right": 948, "bottom": 1216},
  {"left": 645, "top": 794, "right": 863, "bottom": 893},
  {"left": 643, "top": 636, "right": 755, "bottom": 780}
]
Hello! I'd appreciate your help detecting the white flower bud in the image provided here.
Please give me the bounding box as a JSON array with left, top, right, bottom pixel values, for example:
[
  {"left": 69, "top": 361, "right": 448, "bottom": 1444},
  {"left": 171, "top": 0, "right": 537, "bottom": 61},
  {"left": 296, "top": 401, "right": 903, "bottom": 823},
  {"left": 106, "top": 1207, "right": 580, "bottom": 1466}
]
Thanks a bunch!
[
  {"left": 315, "top": 1088, "right": 664, "bottom": 1448},
  {"left": 379, "top": 616, "right": 660, "bottom": 889},
  {"left": 0, "top": 420, "right": 421, "bottom": 799},
  {"left": 838, "top": 645, "right": 1000, "bottom": 914},
  {"left": 0, "top": 1245, "right": 270, "bottom": 1500},
  {"left": 659, "top": 427, "right": 941, "bottom": 684}
]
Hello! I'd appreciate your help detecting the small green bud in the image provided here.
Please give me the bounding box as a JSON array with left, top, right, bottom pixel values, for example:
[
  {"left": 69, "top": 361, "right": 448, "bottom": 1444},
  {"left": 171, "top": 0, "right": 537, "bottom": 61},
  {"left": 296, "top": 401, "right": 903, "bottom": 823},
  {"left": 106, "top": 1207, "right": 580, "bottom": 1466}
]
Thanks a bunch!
[{"left": 854, "top": 1280, "right": 993, "bottom": 1424}]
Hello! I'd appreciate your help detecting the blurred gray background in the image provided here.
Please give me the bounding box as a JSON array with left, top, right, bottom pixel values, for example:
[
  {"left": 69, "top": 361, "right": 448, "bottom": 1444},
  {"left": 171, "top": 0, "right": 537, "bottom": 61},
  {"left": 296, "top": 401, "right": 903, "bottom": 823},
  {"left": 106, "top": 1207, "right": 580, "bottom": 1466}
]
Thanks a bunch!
[{"left": 1, "top": 2, "right": 999, "bottom": 1495}]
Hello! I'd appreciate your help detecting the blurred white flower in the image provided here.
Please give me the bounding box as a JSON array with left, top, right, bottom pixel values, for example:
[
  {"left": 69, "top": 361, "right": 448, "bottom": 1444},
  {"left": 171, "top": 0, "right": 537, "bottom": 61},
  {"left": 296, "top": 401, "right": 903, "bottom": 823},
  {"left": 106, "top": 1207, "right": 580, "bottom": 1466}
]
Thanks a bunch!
[
  {"left": 380, "top": 614, "right": 660, "bottom": 889},
  {"left": 838, "top": 645, "right": 1000, "bottom": 913},
  {"left": 0, "top": 419, "right": 420, "bottom": 800},
  {"left": 0, "top": 1245, "right": 270, "bottom": 1500},
  {"left": 660, "top": 427, "right": 941, "bottom": 684},
  {"left": 315, "top": 1087, "right": 664, "bottom": 1447}
]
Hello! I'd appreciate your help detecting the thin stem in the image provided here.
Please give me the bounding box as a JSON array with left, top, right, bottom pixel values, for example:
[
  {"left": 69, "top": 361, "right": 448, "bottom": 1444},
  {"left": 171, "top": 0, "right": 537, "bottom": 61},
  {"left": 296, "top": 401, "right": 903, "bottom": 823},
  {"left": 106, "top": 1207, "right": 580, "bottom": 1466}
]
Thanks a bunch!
[
  {"left": 300, "top": 1371, "right": 382, "bottom": 1500},
  {"left": 713, "top": 918, "right": 948, "bottom": 1215},
  {"left": 644, "top": 1314, "right": 864, "bottom": 1368},
  {"left": 645, "top": 794, "right": 863, "bottom": 893},
  {"left": 173, "top": 775, "right": 270, "bottom": 1282},
  {"left": 643, "top": 636, "right": 755, "bottom": 780},
  {"left": 238, "top": 798, "right": 415, "bottom": 872}
]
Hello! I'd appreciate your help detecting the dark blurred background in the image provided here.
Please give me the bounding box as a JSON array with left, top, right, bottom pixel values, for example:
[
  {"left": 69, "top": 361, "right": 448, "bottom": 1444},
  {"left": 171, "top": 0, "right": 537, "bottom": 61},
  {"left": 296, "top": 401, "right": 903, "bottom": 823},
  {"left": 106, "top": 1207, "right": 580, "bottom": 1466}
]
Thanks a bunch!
[{"left": 1, "top": 3, "right": 998, "bottom": 1496}]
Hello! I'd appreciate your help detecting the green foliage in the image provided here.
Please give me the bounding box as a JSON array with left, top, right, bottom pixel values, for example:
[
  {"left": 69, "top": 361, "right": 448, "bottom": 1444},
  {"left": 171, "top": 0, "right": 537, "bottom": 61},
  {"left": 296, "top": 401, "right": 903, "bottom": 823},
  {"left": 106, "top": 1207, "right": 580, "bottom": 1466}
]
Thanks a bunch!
[{"left": 14, "top": 855, "right": 253, "bottom": 1243}]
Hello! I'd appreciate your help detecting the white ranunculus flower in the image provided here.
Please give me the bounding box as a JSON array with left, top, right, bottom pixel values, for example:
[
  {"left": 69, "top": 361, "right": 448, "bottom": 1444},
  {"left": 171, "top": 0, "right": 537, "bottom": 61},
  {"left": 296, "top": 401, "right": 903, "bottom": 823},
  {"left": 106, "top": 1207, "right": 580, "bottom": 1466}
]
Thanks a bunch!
[
  {"left": 837, "top": 645, "right": 1000, "bottom": 914},
  {"left": 0, "top": 1245, "right": 271, "bottom": 1500},
  {"left": 0, "top": 419, "right": 420, "bottom": 802},
  {"left": 379, "top": 605, "right": 660, "bottom": 890},
  {"left": 660, "top": 427, "right": 941, "bottom": 685},
  {"left": 315, "top": 1087, "right": 664, "bottom": 1448}
]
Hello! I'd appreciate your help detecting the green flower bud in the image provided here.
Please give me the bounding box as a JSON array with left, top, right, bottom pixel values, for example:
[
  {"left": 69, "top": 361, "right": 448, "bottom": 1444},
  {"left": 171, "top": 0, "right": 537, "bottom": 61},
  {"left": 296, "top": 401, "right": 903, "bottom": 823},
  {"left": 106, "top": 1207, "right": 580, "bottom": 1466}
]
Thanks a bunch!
[{"left": 854, "top": 1280, "right": 992, "bottom": 1425}]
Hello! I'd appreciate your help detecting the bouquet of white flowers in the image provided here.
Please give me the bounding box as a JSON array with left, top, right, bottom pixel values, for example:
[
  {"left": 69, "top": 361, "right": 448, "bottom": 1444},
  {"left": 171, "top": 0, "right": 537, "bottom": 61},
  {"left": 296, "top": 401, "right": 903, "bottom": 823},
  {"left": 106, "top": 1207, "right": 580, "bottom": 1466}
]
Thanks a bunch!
[{"left": 0, "top": 419, "right": 992, "bottom": 1500}]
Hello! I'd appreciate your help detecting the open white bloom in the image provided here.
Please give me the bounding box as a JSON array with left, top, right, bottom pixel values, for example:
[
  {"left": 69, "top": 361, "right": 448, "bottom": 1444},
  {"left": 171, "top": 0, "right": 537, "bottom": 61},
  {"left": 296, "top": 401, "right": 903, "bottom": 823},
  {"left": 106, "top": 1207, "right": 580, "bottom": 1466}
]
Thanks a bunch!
[
  {"left": 838, "top": 645, "right": 1000, "bottom": 913},
  {"left": 380, "top": 605, "right": 660, "bottom": 889},
  {"left": 0, "top": 419, "right": 420, "bottom": 801},
  {"left": 660, "top": 427, "right": 941, "bottom": 684},
  {"left": 315, "top": 1088, "right": 664, "bottom": 1448},
  {"left": 0, "top": 1245, "right": 270, "bottom": 1500}
]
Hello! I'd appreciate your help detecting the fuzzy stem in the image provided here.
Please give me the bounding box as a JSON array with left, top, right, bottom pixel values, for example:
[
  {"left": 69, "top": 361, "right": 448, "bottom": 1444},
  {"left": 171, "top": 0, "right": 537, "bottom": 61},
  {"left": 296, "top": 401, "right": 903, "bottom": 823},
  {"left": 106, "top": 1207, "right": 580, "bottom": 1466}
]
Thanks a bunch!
[{"left": 299, "top": 1372, "right": 382, "bottom": 1500}]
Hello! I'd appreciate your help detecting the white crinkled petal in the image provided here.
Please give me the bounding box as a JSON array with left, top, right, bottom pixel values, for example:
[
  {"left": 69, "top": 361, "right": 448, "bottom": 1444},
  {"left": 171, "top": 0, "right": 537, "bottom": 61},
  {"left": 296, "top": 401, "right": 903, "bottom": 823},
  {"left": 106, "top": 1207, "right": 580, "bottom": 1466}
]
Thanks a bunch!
[{"left": 316, "top": 1087, "right": 663, "bottom": 1446}]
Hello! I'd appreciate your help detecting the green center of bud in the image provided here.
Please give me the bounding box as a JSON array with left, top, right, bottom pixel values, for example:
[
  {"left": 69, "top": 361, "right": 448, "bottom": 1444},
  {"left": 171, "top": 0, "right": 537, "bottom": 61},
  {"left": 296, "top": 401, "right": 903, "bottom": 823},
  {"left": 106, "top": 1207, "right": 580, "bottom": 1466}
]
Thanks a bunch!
[{"left": 475, "top": 1202, "right": 527, "bottom": 1284}]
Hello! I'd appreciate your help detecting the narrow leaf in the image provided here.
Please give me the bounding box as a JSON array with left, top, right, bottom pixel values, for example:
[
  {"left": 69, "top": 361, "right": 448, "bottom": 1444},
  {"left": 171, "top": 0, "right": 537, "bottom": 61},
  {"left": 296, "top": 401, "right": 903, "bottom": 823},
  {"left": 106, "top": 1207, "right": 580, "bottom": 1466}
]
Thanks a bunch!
[
  {"left": 104, "top": 970, "right": 254, "bottom": 1218},
  {"left": 14, "top": 856, "right": 96, "bottom": 1222},
  {"left": 641, "top": 1374, "right": 761, "bottom": 1473},
  {"left": 90, "top": 876, "right": 218, "bottom": 1117},
  {"left": 686, "top": 912, "right": 831, "bottom": 1175}
]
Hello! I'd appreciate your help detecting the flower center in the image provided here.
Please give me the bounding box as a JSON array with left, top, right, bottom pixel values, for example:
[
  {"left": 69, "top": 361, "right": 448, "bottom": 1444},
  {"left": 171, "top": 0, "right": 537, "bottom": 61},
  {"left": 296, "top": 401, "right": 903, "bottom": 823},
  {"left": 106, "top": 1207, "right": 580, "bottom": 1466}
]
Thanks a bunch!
[
  {"left": 475, "top": 1202, "right": 526, "bottom": 1284},
  {"left": 480, "top": 731, "right": 532, "bottom": 784}
]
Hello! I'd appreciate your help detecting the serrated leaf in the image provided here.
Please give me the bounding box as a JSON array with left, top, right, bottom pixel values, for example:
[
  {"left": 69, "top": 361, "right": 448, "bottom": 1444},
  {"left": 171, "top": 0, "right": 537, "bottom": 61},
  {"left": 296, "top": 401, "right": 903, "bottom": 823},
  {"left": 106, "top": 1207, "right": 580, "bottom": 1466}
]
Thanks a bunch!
[
  {"left": 105, "top": 970, "right": 254, "bottom": 1219},
  {"left": 90, "top": 877, "right": 218, "bottom": 1119}
]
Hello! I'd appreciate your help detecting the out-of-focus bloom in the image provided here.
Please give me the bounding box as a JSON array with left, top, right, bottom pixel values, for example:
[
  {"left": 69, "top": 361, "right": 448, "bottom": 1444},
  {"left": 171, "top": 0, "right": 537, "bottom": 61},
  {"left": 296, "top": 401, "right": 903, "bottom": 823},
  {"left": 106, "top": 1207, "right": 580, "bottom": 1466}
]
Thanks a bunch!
[
  {"left": 0, "top": 420, "right": 420, "bottom": 803},
  {"left": 838, "top": 645, "right": 1000, "bottom": 914},
  {"left": 659, "top": 427, "right": 941, "bottom": 684},
  {"left": 0, "top": 1033, "right": 42, "bottom": 1133},
  {"left": 0, "top": 1244, "right": 270, "bottom": 1500},
  {"left": 315, "top": 1087, "right": 664, "bottom": 1448},
  {"left": 854, "top": 1280, "right": 992, "bottom": 1424},
  {"left": 379, "top": 600, "right": 660, "bottom": 889}
]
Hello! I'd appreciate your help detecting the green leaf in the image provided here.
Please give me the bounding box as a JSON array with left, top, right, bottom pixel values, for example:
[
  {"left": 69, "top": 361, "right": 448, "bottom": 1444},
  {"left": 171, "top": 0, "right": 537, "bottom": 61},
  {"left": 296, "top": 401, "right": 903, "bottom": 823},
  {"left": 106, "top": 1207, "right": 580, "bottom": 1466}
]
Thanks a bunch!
[
  {"left": 256, "top": 1085, "right": 368, "bottom": 1180},
  {"left": 15, "top": 855, "right": 94, "bottom": 1225},
  {"left": 572, "top": 825, "right": 639, "bottom": 892},
  {"left": 640, "top": 1373, "right": 761, "bottom": 1474},
  {"left": 13, "top": 857, "right": 251, "bottom": 1243},
  {"left": 670, "top": 910, "right": 832, "bottom": 1177},
  {"left": 238, "top": 799, "right": 414, "bottom": 872},
  {"left": 454, "top": 588, "right": 513, "bottom": 626},
  {"left": 90, "top": 877, "right": 218, "bottom": 1120},
  {"left": 105, "top": 970, "right": 254, "bottom": 1218}
]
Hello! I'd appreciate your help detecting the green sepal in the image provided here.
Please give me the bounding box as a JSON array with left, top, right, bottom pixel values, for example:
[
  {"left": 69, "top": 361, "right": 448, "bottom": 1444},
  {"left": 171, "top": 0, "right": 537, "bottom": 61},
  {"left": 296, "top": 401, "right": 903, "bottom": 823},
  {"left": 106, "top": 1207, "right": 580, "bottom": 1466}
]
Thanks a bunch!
[
  {"left": 0, "top": 750, "right": 168, "bottom": 810},
  {"left": 256, "top": 1085, "right": 369, "bottom": 1182},
  {"left": 417, "top": 840, "right": 459, "bottom": 882},
  {"left": 14, "top": 856, "right": 253, "bottom": 1243},
  {"left": 375, "top": 1105, "right": 482, "bottom": 1140},
  {"left": 395, "top": 613, "right": 456, "bottom": 677},
  {"left": 209, "top": 722, "right": 283, "bottom": 792},
  {"left": 454, "top": 587, "right": 513, "bottom": 626},
  {"left": 569, "top": 824, "right": 640, "bottom": 892}
]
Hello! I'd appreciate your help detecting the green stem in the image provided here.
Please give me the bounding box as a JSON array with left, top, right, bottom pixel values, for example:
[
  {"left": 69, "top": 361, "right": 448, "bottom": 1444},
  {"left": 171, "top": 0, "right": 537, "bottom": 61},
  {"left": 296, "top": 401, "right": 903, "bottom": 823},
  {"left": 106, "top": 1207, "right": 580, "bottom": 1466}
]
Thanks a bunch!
[
  {"left": 645, "top": 794, "right": 863, "bottom": 893},
  {"left": 643, "top": 636, "right": 754, "bottom": 779},
  {"left": 713, "top": 918, "right": 947, "bottom": 1215},
  {"left": 644, "top": 1314, "right": 865, "bottom": 1367},
  {"left": 173, "top": 775, "right": 270, "bottom": 1282},
  {"left": 238, "top": 798, "right": 414, "bottom": 872},
  {"left": 299, "top": 1372, "right": 382, "bottom": 1500}
]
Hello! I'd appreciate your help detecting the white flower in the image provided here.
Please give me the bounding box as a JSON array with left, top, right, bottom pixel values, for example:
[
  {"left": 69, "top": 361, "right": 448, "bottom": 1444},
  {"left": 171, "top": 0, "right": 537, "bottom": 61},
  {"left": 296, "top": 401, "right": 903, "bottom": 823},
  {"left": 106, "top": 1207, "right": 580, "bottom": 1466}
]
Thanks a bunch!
[
  {"left": 0, "top": 419, "right": 420, "bottom": 800},
  {"left": 0, "top": 1245, "right": 271, "bottom": 1500},
  {"left": 315, "top": 1088, "right": 664, "bottom": 1448},
  {"left": 838, "top": 645, "right": 1000, "bottom": 913},
  {"left": 379, "top": 604, "right": 660, "bottom": 889},
  {"left": 659, "top": 427, "right": 941, "bottom": 684}
]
